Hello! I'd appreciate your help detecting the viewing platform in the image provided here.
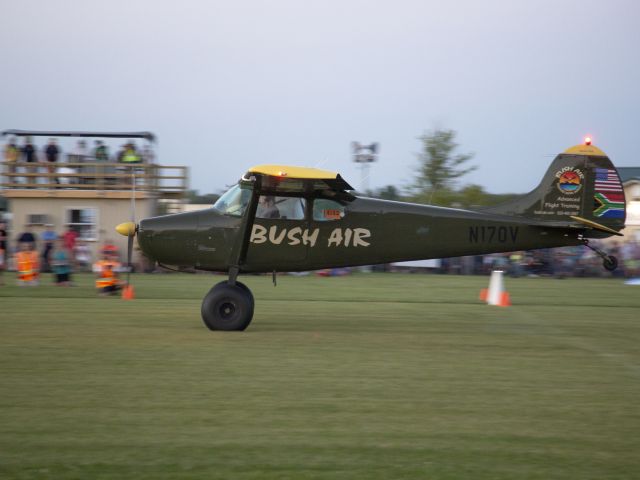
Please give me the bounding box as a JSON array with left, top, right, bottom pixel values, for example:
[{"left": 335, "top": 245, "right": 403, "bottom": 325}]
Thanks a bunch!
[{"left": 1, "top": 160, "right": 188, "bottom": 200}]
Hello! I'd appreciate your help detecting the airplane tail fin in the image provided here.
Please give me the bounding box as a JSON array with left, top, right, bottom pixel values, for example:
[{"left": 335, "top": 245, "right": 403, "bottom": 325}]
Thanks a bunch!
[{"left": 483, "top": 143, "right": 626, "bottom": 237}]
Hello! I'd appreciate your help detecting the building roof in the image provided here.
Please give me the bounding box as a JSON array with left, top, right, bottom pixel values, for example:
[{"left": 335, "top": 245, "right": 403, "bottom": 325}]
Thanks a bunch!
[
  {"left": 618, "top": 167, "right": 640, "bottom": 183},
  {"left": 1, "top": 130, "right": 155, "bottom": 142}
]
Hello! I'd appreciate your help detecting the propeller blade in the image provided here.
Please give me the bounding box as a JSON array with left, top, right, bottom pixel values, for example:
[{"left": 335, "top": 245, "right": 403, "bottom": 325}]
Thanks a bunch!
[
  {"left": 126, "top": 232, "right": 133, "bottom": 286},
  {"left": 130, "top": 171, "right": 136, "bottom": 222},
  {"left": 129, "top": 170, "right": 136, "bottom": 286}
]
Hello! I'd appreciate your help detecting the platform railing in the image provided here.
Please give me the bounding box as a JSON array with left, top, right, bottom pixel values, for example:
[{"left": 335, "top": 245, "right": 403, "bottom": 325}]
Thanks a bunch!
[{"left": 1, "top": 160, "right": 188, "bottom": 193}]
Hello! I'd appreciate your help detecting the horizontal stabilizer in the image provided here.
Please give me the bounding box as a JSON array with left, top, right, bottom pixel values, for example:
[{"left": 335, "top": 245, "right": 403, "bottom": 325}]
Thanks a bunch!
[{"left": 569, "top": 215, "right": 624, "bottom": 236}]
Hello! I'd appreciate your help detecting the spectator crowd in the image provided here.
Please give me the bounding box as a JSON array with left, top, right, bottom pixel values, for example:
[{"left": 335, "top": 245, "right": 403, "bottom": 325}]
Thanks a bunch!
[
  {"left": 0, "top": 221, "right": 124, "bottom": 293},
  {"left": 416, "top": 240, "right": 640, "bottom": 279},
  {"left": 2, "top": 136, "right": 154, "bottom": 186}
]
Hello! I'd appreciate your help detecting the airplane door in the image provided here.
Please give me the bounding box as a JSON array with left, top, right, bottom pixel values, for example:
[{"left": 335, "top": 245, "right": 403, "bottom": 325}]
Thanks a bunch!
[{"left": 244, "top": 195, "right": 309, "bottom": 269}]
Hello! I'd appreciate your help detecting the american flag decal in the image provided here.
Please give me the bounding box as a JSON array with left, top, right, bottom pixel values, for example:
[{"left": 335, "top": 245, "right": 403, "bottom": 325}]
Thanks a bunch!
[
  {"left": 595, "top": 168, "right": 623, "bottom": 192},
  {"left": 593, "top": 168, "right": 624, "bottom": 218}
]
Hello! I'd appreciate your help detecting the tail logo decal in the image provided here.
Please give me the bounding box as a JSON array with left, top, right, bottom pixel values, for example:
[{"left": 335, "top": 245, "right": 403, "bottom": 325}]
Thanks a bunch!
[
  {"left": 556, "top": 167, "right": 584, "bottom": 194},
  {"left": 593, "top": 168, "right": 624, "bottom": 218}
]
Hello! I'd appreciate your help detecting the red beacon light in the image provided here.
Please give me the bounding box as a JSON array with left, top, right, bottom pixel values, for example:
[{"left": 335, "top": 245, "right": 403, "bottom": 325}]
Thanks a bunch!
[{"left": 584, "top": 136, "right": 592, "bottom": 146}]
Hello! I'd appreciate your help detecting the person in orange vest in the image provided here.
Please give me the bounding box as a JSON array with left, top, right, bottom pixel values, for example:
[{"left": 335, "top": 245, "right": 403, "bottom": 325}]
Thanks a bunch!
[
  {"left": 92, "top": 252, "right": 122, "bottom": 295},
  {"left": 16, "top": 242, "right": 40, "bottom": 286}
]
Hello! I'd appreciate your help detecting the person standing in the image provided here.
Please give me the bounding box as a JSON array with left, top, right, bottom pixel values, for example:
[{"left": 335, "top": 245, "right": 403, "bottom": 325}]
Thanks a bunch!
[
  {"left": 0, "top": 221, "right": 7, "bottom": 286},
  {"left": 141, "top": 144, "right": 155, "bottom": 164},
  {"left": 41, "top": 225, "right": 57, "bottom": 272},
  {"left": 93, "top": 251, "right": 121, "bottom": 295},
  {"left": 3, "top": 137, "right": 20, "bottom": 184},
  {"left": 121, "top": 143, "right": 141, "bottom": 164},
  {"left": 51, "top": 239, "right": 72, "bottom": 286},
  {"left": 71, "top": 140, "right": 89, "bottom": 184},
  {"left": 94, "top": 140, "right": 109, "bottom": 162},
  {"left": 18, "top": 228, "right": 37, "bottom": 249},
  {"left": 15, "top": 242, "right": 39, "bottom": 286},
  {"left": 21, "top": 137, "right": 38, "bottom": 186},
  {"left": 63, "top": 227, "right": 78, "bottom": 258},
  {"left": 44, "top": 138, "right": 60, "bottom": 184},
  {"left": 93, "top": 140, "right": 111, "bottom": 186},
  {"left": 74, "top": 240, "right": 91, "bottom": 272},
  {"left": 71, "top": 140, "right": 88, "bottom": 161}
]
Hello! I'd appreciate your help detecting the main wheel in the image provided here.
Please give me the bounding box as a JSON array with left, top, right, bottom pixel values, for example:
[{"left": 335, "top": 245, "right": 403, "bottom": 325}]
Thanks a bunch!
[
  {"left": 603, "top": 255, "right": 618, "bottom": 272},
  {"left": 201, "top": 281, "right": 255, "bottom": 331}
]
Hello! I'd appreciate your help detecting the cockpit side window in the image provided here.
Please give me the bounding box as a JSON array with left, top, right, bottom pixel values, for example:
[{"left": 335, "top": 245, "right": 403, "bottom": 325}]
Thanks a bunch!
[
  {"left": 212, "top": 184, "right": 251, "bottom": 217},
  {"left": 313, "top": 199, "right": 345, "bottom": 221},
  {"left": 256, "top": 196, "right": 306, "bottom": 220}
]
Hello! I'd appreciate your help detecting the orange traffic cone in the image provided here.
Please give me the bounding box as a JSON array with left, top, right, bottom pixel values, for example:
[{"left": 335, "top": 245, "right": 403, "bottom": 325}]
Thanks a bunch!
[
  {"left": 498, "top": 291, "right": 511, "bottom": 307},
  {"left": 484, "top": 270, "right": 511, "bottom": 307},
  {"left": 122, "top": 284, "right": 135, "bottom": 300}
]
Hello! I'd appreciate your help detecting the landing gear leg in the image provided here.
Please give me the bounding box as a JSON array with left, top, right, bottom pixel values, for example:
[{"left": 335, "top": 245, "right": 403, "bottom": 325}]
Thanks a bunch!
[
  {"left": 580, "top": 238, "right": 618, "bottom": 272},
  {"left": 201, "top": 280, "right": 255, "bottom": 331}
]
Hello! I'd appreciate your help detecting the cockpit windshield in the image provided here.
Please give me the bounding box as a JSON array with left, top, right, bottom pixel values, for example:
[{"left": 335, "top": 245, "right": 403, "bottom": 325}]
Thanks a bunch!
[{"left": 212, "top": 184, "right": 251, "bottom": 217}]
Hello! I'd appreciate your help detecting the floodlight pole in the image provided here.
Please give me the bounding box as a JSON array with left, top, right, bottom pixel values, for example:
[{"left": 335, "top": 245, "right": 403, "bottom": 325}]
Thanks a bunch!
[{"left": 351, "top": 142, "right": 378, "bottom": 193}]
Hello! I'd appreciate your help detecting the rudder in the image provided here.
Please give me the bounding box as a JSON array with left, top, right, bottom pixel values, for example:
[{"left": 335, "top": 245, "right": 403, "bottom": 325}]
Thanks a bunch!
[{"left": 484, "top": 142, "right": 626, "bottom": 235}]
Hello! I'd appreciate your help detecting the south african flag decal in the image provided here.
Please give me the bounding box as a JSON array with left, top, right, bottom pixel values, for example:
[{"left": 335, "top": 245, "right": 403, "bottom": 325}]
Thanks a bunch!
[{"left": 593, "top": 168, "right": 625, "bottom": 218}]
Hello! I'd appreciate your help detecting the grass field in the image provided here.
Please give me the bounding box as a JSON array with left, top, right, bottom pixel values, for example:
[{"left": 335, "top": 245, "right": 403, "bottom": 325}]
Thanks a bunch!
[{"left": 1, "top": 272, "right": 639, "bottom": 479}]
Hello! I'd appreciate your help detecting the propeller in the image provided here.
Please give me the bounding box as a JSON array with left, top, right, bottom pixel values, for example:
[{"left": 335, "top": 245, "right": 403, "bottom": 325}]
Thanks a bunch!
[{"left": 115, "top": 171, "right": 138, "bottom": 296}]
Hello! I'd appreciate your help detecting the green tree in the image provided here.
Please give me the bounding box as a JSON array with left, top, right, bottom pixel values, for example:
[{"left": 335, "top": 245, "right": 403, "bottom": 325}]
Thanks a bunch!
[
  {"left": 455, "top": 184, "right": 517, "bottom": 209},
  {"left": 411, "top": 128, "right": 476, "bottom": 205},
  {"left": 368, "top": 185, "right": 404, "bottom": 201}
]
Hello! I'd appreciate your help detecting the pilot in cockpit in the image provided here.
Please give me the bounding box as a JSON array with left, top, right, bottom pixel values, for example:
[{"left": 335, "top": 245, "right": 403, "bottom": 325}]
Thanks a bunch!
[{"left": 257, "top": 195, "right": 280, "bottom": 219}]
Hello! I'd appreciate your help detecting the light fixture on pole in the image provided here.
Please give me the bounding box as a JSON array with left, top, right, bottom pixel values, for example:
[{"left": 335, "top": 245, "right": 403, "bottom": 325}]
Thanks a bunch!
[{"left": 351, "top": 141, "right": 378, "bottom": 192}]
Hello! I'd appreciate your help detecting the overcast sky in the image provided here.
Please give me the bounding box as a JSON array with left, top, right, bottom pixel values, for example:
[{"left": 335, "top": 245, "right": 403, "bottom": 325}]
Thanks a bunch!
[{"left": 1, "top": 0, "right": 639, "bottom": 195}]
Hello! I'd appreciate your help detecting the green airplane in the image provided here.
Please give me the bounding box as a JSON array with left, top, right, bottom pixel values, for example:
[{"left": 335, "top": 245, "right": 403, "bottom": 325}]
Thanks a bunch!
[{"left": 117, "top": 140, "right": 626, "bottom": 331}]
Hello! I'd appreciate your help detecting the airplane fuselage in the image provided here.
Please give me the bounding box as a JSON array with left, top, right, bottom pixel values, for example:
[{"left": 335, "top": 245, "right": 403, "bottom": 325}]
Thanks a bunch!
[{"left": 138, "top": 197, "right": 581, "bottom": 273}]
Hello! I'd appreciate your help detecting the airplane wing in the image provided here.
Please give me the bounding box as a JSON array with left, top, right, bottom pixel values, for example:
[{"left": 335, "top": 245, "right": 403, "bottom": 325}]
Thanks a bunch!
[{"left": 246, "top": 164, "right": 354, "bottom": 193}]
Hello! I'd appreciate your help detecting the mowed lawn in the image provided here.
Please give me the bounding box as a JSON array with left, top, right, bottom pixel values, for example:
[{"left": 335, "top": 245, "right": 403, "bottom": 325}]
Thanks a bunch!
[{"left": 1, "top": 272, "right": 639, "bottom": 480}]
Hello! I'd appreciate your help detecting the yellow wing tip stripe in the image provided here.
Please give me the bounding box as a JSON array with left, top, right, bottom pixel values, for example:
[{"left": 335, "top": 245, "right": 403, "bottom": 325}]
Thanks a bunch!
[
  {"left": 248, "top": 164, "right": 339, "bottom": 180},
  {"left": 569, "top": 216, "right": 623, "bottom": 236},
  {"left": 563, "top": 144, "right": 607, "bottom": 156}
]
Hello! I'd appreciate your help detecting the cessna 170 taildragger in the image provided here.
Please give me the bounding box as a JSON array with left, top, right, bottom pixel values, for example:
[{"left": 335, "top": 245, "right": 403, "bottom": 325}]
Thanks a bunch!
[{"left": 117, "top": 140, "right": 625, "bottom": 331}]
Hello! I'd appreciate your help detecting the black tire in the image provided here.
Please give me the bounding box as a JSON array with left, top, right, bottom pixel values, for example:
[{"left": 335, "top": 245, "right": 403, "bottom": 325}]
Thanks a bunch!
[
  {"left": 201, "top": 281, "right": 254, "bottom": 331},
  {"left": 603, "top": 255, "right": 618, "bottom": 272}
]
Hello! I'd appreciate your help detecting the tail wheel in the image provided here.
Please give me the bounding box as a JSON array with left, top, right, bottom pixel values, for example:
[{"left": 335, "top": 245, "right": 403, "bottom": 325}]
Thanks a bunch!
[
  {"left": 603, "top": 255, "right": 618, "bottom": 272},
  {"left": 201, "top": 281, "right": 254, "bottom": 331}
]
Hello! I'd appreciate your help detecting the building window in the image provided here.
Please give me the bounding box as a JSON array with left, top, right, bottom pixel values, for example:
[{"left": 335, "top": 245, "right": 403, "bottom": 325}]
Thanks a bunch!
[
  {"left": 26, "top": 214, "right": 50, "bottom": 226},
  {"left": 627, "top": 201, "right": 640, "bottom": 226},
  {"left": 66, "top": 208, "right": 98, "bottom": 241}
]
